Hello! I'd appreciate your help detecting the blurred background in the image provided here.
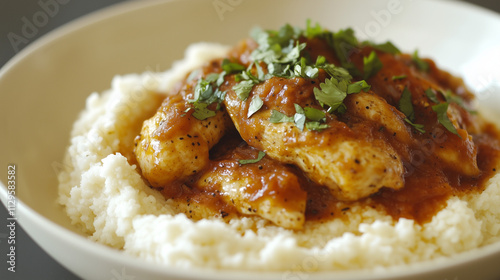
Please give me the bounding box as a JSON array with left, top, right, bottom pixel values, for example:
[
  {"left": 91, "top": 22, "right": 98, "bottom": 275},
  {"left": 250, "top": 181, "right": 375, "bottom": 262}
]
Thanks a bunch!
[{"left": 0, "top": 0, "right": 499, "bottom": 279}]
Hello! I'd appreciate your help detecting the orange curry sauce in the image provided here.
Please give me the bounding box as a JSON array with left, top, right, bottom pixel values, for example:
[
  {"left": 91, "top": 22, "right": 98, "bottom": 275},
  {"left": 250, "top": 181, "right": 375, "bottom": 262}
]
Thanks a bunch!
[{"left": 143, "top": 34, "right": 500, "bottom": 226}]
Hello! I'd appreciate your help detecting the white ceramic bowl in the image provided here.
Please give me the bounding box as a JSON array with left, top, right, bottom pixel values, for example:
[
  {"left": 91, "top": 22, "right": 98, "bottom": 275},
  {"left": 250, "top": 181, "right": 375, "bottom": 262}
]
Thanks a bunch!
[{"left": 1, "top": 0, "right": 500, "bottom": 279}]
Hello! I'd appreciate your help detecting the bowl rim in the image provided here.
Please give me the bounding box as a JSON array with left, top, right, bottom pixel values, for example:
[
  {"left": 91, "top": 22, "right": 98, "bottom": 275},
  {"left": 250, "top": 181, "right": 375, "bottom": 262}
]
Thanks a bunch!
[{"left": 1, "top": 0, "right": 500, "bottom": 279}]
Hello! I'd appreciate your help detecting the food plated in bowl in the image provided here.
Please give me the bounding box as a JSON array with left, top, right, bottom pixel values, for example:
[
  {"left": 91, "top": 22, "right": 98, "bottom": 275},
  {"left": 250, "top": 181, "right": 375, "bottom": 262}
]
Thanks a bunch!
[{"left": 2, "top": 0, "right": 500, "bottom": 279}]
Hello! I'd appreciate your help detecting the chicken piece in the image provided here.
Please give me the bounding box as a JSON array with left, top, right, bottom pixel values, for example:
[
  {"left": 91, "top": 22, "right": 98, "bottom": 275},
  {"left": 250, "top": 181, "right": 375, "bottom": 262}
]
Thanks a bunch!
[
  {"left": 344, "top": 92, "right": 412, "bottom": 145},
  {"left": 223, "top": 76, "right": 405, "bottom": 201},
  {"left": 351, "top": 49, "right": 480, "bottom": 177},
  {"left": 134, "top": 93, "right": 232, "bottom": 187},
  {"left": 195, "top": 144, "right": 307, "bottom": 229}
]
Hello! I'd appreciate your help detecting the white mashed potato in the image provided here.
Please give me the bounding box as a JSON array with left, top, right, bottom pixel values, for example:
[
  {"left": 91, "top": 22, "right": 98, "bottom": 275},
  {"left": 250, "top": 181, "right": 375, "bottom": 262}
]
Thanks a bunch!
[{"left": 58, "top": 43, "right": 500, "bottom": 271}]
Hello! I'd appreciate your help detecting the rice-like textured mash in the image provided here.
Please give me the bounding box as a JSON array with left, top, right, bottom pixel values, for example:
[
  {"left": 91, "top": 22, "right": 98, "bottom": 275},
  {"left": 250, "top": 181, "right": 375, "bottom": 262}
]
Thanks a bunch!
[{"left": 58, "top": 43, "right": 500, "bottom": 271}]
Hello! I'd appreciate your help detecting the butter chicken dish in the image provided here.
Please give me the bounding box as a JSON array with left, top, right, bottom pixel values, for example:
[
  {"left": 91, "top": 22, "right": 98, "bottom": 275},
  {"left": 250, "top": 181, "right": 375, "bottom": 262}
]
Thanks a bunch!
[{"left": 58, "top": 22, "right": 500, "bottom": 271}]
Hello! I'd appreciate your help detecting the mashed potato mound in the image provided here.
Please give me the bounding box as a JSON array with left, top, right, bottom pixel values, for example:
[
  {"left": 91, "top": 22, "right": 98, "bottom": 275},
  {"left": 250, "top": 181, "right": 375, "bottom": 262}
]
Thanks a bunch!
[{"left": 58, "top": 43, "right": 500, "bottom": 271}]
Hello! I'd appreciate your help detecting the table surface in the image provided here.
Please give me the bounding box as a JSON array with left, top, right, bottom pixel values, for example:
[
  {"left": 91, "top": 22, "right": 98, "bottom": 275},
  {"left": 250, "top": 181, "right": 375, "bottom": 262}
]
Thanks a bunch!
[{"left": 1, "top": 0, "right": 499, "bottom": 279}]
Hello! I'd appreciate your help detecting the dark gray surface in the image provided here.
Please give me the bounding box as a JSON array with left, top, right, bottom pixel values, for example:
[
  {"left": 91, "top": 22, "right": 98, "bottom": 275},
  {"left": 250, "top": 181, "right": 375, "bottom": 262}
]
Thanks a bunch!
[{"left": 1, "top": 0, "right": 500, "bottom": 279}]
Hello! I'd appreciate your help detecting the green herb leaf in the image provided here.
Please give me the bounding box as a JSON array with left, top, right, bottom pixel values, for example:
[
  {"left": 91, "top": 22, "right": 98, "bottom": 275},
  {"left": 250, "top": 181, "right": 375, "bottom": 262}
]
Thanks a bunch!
[
  {"left": 255, "top": 63, "right": 266, "bottom": 81},
  {"left": 247, "top": 95, "right": 264, "bottom": 118},
  {"left": 331, "top": 28, "right": 360, "bottom": 76},
  {"left": 425, "top": 88, "right": 440, "bottom": 103},
  {"left": 315, "top": 55, "right": 326, "bottom": 66},
  {"left": 398, "top": 86, "right": 415, "bottom": 122},
  {"left": 232, "top": 80, "right": 255, "bottom": 100},
  {"left": 192, "top": 103, "right": 217, "bottom": 120},
  {"left": 404, "top": 118, "right": 426, "bottom": 133},
  {"left": 306, "top": 121, "right": 329, "bottom": 131},
  {"left": 239, "top": 151, "right": 266, "bottom": 165},
  {"left": 293, "top": 104, "right": 306, "bottom": 131},
  {"left": 392, "top": 75, "right": 407, "bottom": 81},
  {"left": 432, "top": 102, "right": 461, "bottom": 138},
  {"left": 305, "top": 19, "right": 324, "bottom": 38},
  {"left": 363, "top": 51, "right": 383, "bottom": 80},
  {"left": 304, "top": 107, "right": 326, "bottom": 121},
  {"left": 222, "top": 59, "right": 246, "bottom": 74},
  {"left": 321, "top": 64, "right": 352, "bottom": 81},
  {"left": 412, "top": 50, "right": 430, "bottom": 72},
  {"left": 294, "top": 112, "right": 306, "bottom": 131},
  {"left": 269, "top": 110, "right": 294, "bottom": 123},
  {"left": 313, "top": 77, "right": 348, "bottom": 113},
  {"left": 347, "top": 80, "right": 371, "bottom": 94},
  {"left": 366, "top": 41, "right": 401, "bottom": 54}
]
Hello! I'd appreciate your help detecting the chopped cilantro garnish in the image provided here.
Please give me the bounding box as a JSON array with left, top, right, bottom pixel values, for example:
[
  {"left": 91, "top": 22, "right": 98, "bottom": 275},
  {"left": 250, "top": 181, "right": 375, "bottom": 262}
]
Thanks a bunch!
[
  {"left": 305, "top": 19, "right": 325, "bottom": 38},
  {"left": 331, "top": 28, "right": 361, "bottom": 76},
  {"left": 188, "top": 75, "right": 227, "bottom": 120},
  {"left": 443, "top": 90, "right": 465, "bottom": 107},
  {"left": 192, "top": 103, "right": 217, "bottom": 120},
  {"left": 315, "top": 55, "right": 326, "bottom": 66},
  {"left": 398, "top": 87, "right": 415, "bottom": 122},
  {"left": 306, "top": 121, "right": 329, "bottom": 131},
  {"left": 363, "top": 51, "right": 383, "bottom": 80},
  {"left": 425, "top": 88, "right": 440, "bottom": 103},
  {"left": 398, "top": 87, "right": 425, "bottom": 133},
  {"left": 269, "top": 104, "right": 329, "bottom": 132},
  {"left": 294, "top": 57, "right": 319, "bottom": 79},
  {"left": 364, "top": 41, "right": 401, "bottom": 55},
  {"left": 304, "top": 107, "right": 326, "bottom": 121},
  {"left": 247, "top": 95, "right": 264, "bottom": 118},
  {"left": 269, "top": 110, "right": 294, "bottom": 123},
  {"left": 347, "top": 80, "right": 371, "bottom": 94},
  {"left": 294, "top": 113, "right": 306, "bottom": 131},
  {"left": 392, "top": 75, "right": 407, "bottom": 81},
  {"left": 321, "top": 64, "right": 352, "bottom": 81},
  {"left": 222, "top": 58, "right": 246, "bottom": 74},
  {"left": 232, "top": 80, "right": 255, "bottom": 100},
  {"left": 412, "top": 50, "right": 430, "bottom": 72},
  {"left": 238, "top": 151, "right": 266, "bottom": 165},
  {"left": 432, "top": 102, "right": 461, "bottom": 138},
  {"left": 313, "top": 77, "right": 348, "bottom": 113},
  {"left": 404, "top": 118, "right": 426, "bottom": 133}
]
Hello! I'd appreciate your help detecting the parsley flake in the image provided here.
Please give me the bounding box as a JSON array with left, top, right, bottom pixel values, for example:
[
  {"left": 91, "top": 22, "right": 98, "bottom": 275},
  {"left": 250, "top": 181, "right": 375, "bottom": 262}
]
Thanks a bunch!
[
  {"left": 432, "top": 102, "right": 461, "bottom": 138},
  {"left": 222, "top": 59, "right": 246, "bottom": 74},
  {"left": 347, "top": 80, "right": 371, "bottom": 94},
  {"left": 363, "top": 51, "right": 383, "bottom": 80},
  {"left": 239, "top": 151, "right": 266, "bottom": 165},
  {"left": 269, "top": 110, "right": 294, "bottom": 123},
  {"left": 304, "top": 107, "right": 326, "bottom": 121},
  {"left": 293, "top": 104, "right": 306, "bottom": 131},
  {"left": 404, "top": 118, "right": 426, "bottom": 133},
  {"left": 412, "top": 50, "right": 430, "bottom": 72},
  {"left": 233, "top": 80, "right": 255, "bottom": 101},
  {"left": 398, "top": 87, "right": 416, "bottom": 121},
  {"left": 247, "top": 95, "right": 264, "bottom": 118},
  {"left": 392, "top": 75, "right": 407, "bottom": 81},
  {"left": 192, "top": 103, "right": 217, "bottom": 120},
  {"left": 313, "top": 77, "right": 348, "bottom": 113},
  {"left": 425, "top": 88, "right": 440, "bottom": 103},
  {"left": 398, "top": 87, "right": 425, "bottom": 133},
  {"left": 365, "top": 41, "right": 401, "bottom": 54},
  {"left": 306, "top": 121, "right": 329, "bottom": 131}
]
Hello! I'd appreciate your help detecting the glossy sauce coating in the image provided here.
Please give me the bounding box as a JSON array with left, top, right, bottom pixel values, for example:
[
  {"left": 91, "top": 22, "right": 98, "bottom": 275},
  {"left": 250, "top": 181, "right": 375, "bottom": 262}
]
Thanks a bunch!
[{"left": 137, "top": 35, "right": 500, "bottom": 227}]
